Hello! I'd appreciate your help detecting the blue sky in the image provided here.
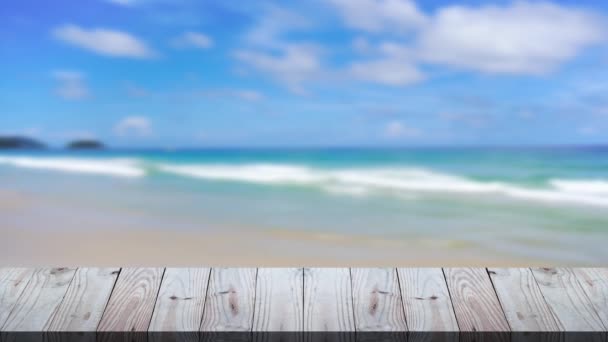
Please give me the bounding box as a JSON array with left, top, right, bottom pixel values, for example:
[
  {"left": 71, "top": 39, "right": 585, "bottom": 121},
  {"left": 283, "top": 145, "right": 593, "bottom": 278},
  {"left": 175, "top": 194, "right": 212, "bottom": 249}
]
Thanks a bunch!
[{"left": 1, "top": 0, "right": 608, "bottom": 147}]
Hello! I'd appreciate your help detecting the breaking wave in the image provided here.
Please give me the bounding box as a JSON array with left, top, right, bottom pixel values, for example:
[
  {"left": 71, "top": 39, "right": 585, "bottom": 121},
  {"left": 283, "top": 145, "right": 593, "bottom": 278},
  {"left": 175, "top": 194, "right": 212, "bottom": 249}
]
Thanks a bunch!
[
  {"left": 157, "top": 163, "right": 608, "bottom": 207},
  {"left": 1, "top": 156, "right": 607, "bottom": 207},
  {"left": 550, "top": 180, "right": 608, "bottom": 195},
  {"left": 0, "top": 156, "right": 144, "bottom": 178}
]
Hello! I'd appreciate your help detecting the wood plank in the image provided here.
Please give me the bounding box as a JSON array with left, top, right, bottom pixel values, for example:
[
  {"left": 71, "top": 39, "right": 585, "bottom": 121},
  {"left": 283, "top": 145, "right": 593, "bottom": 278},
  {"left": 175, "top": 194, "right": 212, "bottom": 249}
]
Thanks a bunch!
[
  {"left": 488, "top": 268, "right": 561, "bottom": 331},
  {"left": 303, "top": 268, "right": 354, "bottom": 331},
  {"left": 97, "top": 268, "right": 164, "bottom": 332},
  {"left": 443, "top": 268, "right": 509, "bottom": 332},
  {"left": 397, "top": 268, "right": 458, "bottom": 332},
  {"left": 44, "top": 268, "right": 120, "bottom": 331},
  {"left": 149, "top": 268, "right": 211, "bottom": 331},
  {"left": 0, "top": 268, "right": 35, "bottom": 329},
  {"left": 1, "top": 268, "right": 76, "bottom": 331},
  {"left": 200, "top": 268, "right": 257, "bottom": 332},
  {"left": 351, "top": 268, "right": 407, "bottom": 331},
  {"left": 253, "top": 268, "right": 303, "bottom": 331},
  {"left": 571, "top": 268, "right": 608, "bottom": 329},
  {"left": 532, "top": 267, "right": 605, "bottom": 331}
]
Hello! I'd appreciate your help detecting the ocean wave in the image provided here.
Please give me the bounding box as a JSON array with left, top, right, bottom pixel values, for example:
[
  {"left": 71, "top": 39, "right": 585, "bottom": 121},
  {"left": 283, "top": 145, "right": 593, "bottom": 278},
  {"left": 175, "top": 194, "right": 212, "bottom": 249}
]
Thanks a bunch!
[
  {"left": 2, "top": 157, "right": 607, "bottom": 207},
  {"left": 550, "top": 180, "right": 608, "bottom": 195},
  {"left": 0, "top": 156, "right": 145, "bottom": 178},
  {"left": 157, "top": 164, "right": 325, "bottom": 184},
  {"left": 157, "top": 163, "right": 608, "bottom": 207}
]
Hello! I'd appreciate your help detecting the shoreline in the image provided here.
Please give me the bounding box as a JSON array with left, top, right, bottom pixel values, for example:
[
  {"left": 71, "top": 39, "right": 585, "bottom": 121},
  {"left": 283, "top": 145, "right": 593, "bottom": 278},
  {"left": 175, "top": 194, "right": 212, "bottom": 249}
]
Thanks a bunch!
[
  {"left": 0, "top": 226, "right": 560, "bottom": 267},
  {"left": 0, "top": 184, "right": 604, "bottom": 267}
]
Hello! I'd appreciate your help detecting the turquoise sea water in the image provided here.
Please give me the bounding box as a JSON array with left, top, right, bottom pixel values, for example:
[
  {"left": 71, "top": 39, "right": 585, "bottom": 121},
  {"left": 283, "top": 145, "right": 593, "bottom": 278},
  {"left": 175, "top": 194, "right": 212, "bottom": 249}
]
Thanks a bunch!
[{"left": 1, "top": 147, "right": 607, "bottom": 263}]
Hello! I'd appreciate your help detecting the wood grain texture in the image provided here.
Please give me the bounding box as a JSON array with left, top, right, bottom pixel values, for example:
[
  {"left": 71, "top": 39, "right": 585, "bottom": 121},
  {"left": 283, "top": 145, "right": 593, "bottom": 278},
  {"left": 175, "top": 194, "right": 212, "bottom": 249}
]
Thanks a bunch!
[
  {"left": 200, "top": 268, "right": 257, "bottom": 332},
  {"left": 488, "top": 268, "right": 561, "bottom": 331},
  {"left": 97, "top": 268, "right": 164, "bottom": 332},
  {"left": 397, "top": 268, "right": 458, "bottom": 332},
  {"left": 0, "top": 268, "right": 35, "bottom": 329},
  {"left": 1, "top": 268, "right": 76, "bottom": 331},
  {"left": 351, "top": 268, "right": 406, "bottom": 331},
  {"left": 149, "top": 268, "right": 211, "bottom": 332},
  {"left": 532, "top": 267, "right": 605, "bottom": 331},
  {"left": 45, "top": 268, "right": 120, "bottom": 331},
  {"left": 443, "top": 268, "right": 509, "bottom": 332},
  {"left": 571, "top": 268, "right": 608, "bottom": 329},
  {"left": 303, "top": 268, "right": 354, "bottom": 331},
  {"left": 253, "top": 268, "right": 303, "bottom": 332}
]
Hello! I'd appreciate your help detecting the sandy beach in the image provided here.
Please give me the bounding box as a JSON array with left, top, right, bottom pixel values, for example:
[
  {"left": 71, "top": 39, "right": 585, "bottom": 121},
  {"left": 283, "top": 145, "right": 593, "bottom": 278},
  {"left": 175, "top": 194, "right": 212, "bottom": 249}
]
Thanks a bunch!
[
  {"left": 0, "top": 189, "right": 566, "bottom": 267},
  {"left": 1, "top": 226, "right": 554, "bottom": 267},
  {"left": 1, "top": 147, "right": 607, "bottom": 267}
]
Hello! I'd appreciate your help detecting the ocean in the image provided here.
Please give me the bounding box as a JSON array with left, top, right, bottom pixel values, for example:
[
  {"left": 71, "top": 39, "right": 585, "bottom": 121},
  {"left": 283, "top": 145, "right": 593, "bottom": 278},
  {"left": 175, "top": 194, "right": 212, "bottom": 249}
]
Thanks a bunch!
[{"left": 1, "top": 147, "right": 607, "bottom": 265}]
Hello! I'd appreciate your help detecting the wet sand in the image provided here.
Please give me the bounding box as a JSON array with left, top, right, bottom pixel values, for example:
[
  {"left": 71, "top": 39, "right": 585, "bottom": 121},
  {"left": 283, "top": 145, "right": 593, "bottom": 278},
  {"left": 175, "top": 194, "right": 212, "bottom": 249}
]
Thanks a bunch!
[
  {"left": 0, "top": 226, "right": 553, "bottom": 267},
  {"left": 0, "top": 189, "right": 571, "bottom": 267}
]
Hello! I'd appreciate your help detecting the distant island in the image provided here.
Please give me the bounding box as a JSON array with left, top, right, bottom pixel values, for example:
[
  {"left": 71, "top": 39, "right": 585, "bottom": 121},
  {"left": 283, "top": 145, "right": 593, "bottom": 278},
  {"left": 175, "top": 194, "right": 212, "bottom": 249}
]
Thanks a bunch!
[
  {"left": 67, "top": 139, "right": 105, "bottom": 150},
  {"left": 0, "top": 136, "right": 107, "bottom": 150},
  {"left": 0, "top": 136, "right": 46, "bottom": 149}
]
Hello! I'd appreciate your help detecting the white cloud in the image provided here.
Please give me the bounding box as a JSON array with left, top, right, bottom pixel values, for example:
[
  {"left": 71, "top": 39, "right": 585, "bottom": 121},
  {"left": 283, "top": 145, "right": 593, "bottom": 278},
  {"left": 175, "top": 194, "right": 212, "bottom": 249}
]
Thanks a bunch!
[
  {"left": 350, "top": 58, "right": 423, "bottom": 86},
  {"left": 331, "top": 1, "right": 606, "bottom": 83},
  {"left": 352, "top": 37, "right": 370, "bottom": 53},
  {"left": 244, "top": 6, "right": 311, "bottom": 48},
  {"left": 234, "top": 90, "right": 264, "bottom": 101},
  {"left": 172, "top": 32, "right": 213, "bottom": 49},
  {"left": 106, "top": 0, "right": 134, "bottom": 6},
  {"left": 114, "top": 116, "right": 152, "bottom": 137},
  {"left": 384, "top": 121, "right": 421, "bottom": 138},
  {"left": 53, "top": 24, "right": 155, "bottom": 59},
  {"left": 349, "top": 42, "right": 424, "bottom": 85},
  {"left": 328, "top": 0, "right": 427, "bottom": 33},
  {"left": 417, "top": 2, "right": 606, "bottom": 74},
  {"left": 52, "top": 70, "right": 89, "bottom": 100},
  {"left": 439, "top": 112, "right": 488, "bottom": 128},
  {"left": 235, "top": 6, "right": 323, "bottom": 94},
  {"left": 236, "top": 44, "right": 322, "bottom": 95},
  {"left": 124, "top": 83, "right": 149, "bottom": 97},
  {"left": 199, "top": 89, "right": 265, "bottom": 102},
  {"left": 578, "top": 126, "right": 599, "bottom": 136}
]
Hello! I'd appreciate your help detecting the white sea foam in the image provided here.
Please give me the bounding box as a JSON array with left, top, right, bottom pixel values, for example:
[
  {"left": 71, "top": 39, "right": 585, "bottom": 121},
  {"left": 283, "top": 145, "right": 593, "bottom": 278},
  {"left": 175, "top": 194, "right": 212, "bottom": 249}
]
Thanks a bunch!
[
  {"left": 157, "top": 163, "right": 608, "bottom": 207},
  {"left": 550, "top": 180, "right": 608, "bottom": 195},
  {"left": 157, "top": 164, "right": 325, "bottom": 184},
  {"left": 0, "top": 156, "right": 145, "bottom": 178},
  {"left": 2, "top": 156, "right": 607, "bottom": 207}
]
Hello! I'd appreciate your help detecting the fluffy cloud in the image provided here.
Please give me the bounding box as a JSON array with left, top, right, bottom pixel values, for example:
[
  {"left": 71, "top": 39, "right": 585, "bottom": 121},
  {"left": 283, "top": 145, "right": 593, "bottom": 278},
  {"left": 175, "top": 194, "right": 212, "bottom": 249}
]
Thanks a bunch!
[
  {"left": 350, "top": 59, "right": 423, "bottom": 86},
  {"left": 328, "top": 0, "right": 427, "bottom": 33},
  {"left": 52, "top": 70, "right": 89, "bottom": 100},
  {"left": 245, "top": 6, "right": 311, "bottom": 48},
  {"left": 334, "top": 1, "right": 606, "bottom": 85},
  {"left": 417, "top": 2, "right": 606, "bottom": 74},
  {"left": 235, "top": 6, "right": 323, "bottom": 94},
  {"left": 106, "top": 0, "right": 134, "bottom": 6},
  {"left": 236, "top": 44, "right": 322, "bottom": 95},
  {"left": 172, "top": 32, "right": 213, "bottom": 49},
  {"left": 53, "top": 25, "right": 155, "bottom": 59},
  {"left": 234, "top": 90, "right": 264, "bottom": 101},
  {"left": 124, "top": 83, "right": 149, "bottom": 97},
  {"left": 439, "top": 112, "right": 489, "bottom": 128},
  {"left": 114, "top": 116, "right": 152, "bottom": 137},
  {"left": 384, "top": 121, "right": 421, "bottom": 138},
  {"left": 349, "top": 42, "right": 424, "bottom": 85},
  {"left": 199, "top": 89, "right": 264, "bottom": 102}
]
